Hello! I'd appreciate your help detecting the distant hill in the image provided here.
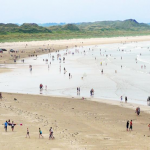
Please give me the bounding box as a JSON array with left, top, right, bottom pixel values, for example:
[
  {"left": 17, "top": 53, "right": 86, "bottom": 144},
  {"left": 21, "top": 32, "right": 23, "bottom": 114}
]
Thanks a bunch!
[
  {"left": 0, "top": 23, "right": 51, "bottom": 34},
  {"left": 77, "top": 19, "right": 150, "bottom": 31}
]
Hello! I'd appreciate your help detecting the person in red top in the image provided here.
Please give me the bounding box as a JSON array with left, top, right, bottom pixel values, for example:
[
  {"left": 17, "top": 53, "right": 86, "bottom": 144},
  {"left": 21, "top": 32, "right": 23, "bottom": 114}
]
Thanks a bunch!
[
  {"left": 39, "top": 84, "right": 43, "bottom": 90},
  {"left": 129, "top": 120, "right": 132, "bottom": 131}
]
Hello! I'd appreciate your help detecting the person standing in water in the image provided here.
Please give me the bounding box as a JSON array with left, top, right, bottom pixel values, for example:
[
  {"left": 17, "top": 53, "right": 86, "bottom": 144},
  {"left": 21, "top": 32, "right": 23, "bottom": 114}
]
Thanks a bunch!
[
  {"left": 78, "top": 87, "right": 80, "bottom": 94},
  {"left": 120, "top": 96, "right": 123, "bottom": 102},
  {"left": 125, "top": 96, "right": 127, "bottom": 103}
]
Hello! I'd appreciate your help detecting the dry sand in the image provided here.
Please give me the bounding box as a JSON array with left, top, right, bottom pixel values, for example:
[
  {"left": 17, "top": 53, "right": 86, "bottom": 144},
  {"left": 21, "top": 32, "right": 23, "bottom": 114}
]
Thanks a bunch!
[{"left": 0, "top": 93, "right": 150, "bottom": 150}]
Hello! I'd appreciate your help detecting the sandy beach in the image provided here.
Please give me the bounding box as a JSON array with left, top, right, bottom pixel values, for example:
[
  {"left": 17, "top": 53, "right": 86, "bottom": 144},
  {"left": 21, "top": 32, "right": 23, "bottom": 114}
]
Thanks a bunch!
[
  {"left": 0, "top": 93, "right": 150, "bottom": 150},
  {"left": 1, "top": 36, "right": 150, "bottom": 150},
  {"left": 1, "top": 35, "right": 150, "bottom": 65}
]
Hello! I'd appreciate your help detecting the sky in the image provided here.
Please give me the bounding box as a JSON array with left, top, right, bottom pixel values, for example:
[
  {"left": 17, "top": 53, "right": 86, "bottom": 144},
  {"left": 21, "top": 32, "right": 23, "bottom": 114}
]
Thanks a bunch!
[{"left": 0, "top": 0, "right": 150, "bottom": 24}]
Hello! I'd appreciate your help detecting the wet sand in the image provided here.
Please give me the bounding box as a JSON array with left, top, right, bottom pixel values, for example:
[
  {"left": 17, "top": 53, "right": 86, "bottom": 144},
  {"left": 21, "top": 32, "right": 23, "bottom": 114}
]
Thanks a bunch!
[{"left": 1, "top": 93, "right": 150, "bottom": 150}]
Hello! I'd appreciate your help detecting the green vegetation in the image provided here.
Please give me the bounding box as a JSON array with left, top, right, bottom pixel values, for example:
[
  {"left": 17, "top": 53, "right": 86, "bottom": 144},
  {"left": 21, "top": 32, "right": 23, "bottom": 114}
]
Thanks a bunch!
[{"left": 0, "top": 19, "right": 150, "bottom": 42}]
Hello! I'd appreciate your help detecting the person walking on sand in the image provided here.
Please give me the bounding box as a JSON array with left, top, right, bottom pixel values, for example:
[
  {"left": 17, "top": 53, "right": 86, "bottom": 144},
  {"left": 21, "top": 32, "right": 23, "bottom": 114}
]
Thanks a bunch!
[
  {"left": 26, "top": 128, "right": 30, "bottom": 138},
  {"left": 49, "top": 127, "right": 54, "bottom": 139},
  {"left": 135, "top": 107, "right": 140, "bottom": 115},
  {"left": 4, "top": 121, "right": 8, "bottom": 132},
  {"left": 129, "top": 120, "right": 133, "bottom": 131},
  {"left": 39, "top": 128, "right": 43, "bottom": 138},
  {"left": 126, "top": 120, "right": 129, "bottom": 131},
  {"left": 11, "top": 121, "right": 15, "bottom": 131},
  {"left": 77, "top": 87, "right": 78, "bottom": 94}
]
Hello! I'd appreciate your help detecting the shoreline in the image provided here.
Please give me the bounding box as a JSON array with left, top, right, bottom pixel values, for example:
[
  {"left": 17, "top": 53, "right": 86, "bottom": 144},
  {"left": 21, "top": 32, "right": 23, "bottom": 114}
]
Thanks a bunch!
[
  {"left": 2, "top": 92, "right": 150, "bottom": 114},
  {"left": 1, "top": 35, "right": 150, "bottom": 65}
]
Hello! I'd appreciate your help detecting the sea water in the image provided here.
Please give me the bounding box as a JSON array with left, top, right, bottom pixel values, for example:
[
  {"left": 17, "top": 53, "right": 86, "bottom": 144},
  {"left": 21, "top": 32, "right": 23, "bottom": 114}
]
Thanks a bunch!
[{"left": 0, "top": 41, "right": 150, "bottom": 105}]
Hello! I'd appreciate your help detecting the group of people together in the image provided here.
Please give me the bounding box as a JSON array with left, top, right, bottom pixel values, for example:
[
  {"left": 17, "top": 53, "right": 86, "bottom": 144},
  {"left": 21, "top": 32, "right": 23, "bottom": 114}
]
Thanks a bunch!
[
  {"left": 3, "top": 120, "right": 16, "bottom": 132},
  {"left": 36, "top": 127, "right": 54, "bottom": 139}
]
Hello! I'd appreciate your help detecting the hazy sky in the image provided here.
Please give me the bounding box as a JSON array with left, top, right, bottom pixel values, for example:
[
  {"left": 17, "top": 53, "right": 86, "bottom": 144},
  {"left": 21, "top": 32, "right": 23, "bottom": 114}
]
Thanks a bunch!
[{"left": 1, "top": 0, "right": 150, "bottom": 23}]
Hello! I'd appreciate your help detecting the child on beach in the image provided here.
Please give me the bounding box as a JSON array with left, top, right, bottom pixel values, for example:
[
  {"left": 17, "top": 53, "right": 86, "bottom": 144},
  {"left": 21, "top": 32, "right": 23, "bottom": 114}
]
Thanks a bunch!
[
  {"left": 39, "top": 128, "right": 43, "bottom": 138},
  {"left": 11, "top": 121, "right": 16, "bottom": 132},
  {"left": 49, "top": 127, "right": 54, "bottom": 139},
  {"left": 26, "top": 128, "right": 30, "bottom": 138}
]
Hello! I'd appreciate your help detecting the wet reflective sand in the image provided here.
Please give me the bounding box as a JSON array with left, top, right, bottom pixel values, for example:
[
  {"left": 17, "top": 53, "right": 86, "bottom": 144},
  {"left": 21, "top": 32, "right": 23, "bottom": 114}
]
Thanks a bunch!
[{"left": 0, "top": 41, "right": 150, "bottom": 105}]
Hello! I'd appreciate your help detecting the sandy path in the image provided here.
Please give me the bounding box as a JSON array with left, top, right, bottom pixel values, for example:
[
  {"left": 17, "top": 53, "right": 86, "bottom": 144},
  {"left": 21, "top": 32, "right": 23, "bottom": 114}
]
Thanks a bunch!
[{"left": 0, "top": 93, "right": 150, "bottom": 150}]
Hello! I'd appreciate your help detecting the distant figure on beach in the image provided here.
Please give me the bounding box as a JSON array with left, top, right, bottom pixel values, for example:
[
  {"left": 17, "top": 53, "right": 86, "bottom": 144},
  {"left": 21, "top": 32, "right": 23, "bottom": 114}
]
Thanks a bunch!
[
  {"left": 49, "top": 127, "right": 54, "bottom": 139},
  {"left": 69, "top": 73, "right": 71, "bottom": 79},
  {"left": 120, "top": 96, "right": 123, "bottom": 102},
  {"left": 39, "top": 128, "right": 43, "bottom": 138},
  {"left": 129, "top": 120, "right": 133, "bottom": 131},
  {"left": 126, "top": 120, "right": 129, "bottom": 131},
  {"left": 26, "top": 128, "right": 30, "bottom": 138},
  {"left": 11, "top": 121, "right": 16, "bottom": 132},
  {"left": 90, "top": 89, "right": 94, "bottom": 96},
  {"left": 40, "top": 84, "right": 43, "bottom": 90},
  {"left": 0, "top": 92, "right": 2, "bottom": 100},
  {"left": 29, "top": 65, "right": 32, "bottom": 72},
  {"left": 148, "top": 124, "right": 150, "bottom": 131},
  {"left": 77, "top": 87, "right": 78, "bottom": 94},
  {"left": 4, "top": 121, "right": 8, "bottom": 132},
  {"left": 125, "top": 96, "right": 127, "bottom": 103},
  {"left": 135, "top": 107, "right": 140, "bottom": 115},
  {"left": 45, "top": 85, "right": 47, "bottom": 90},
  {"left": 78, "top": 87, "right": 80, "bottom": 94},
  {"left": 101, "top": 69, "right": 103, "bottom": 74}
]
